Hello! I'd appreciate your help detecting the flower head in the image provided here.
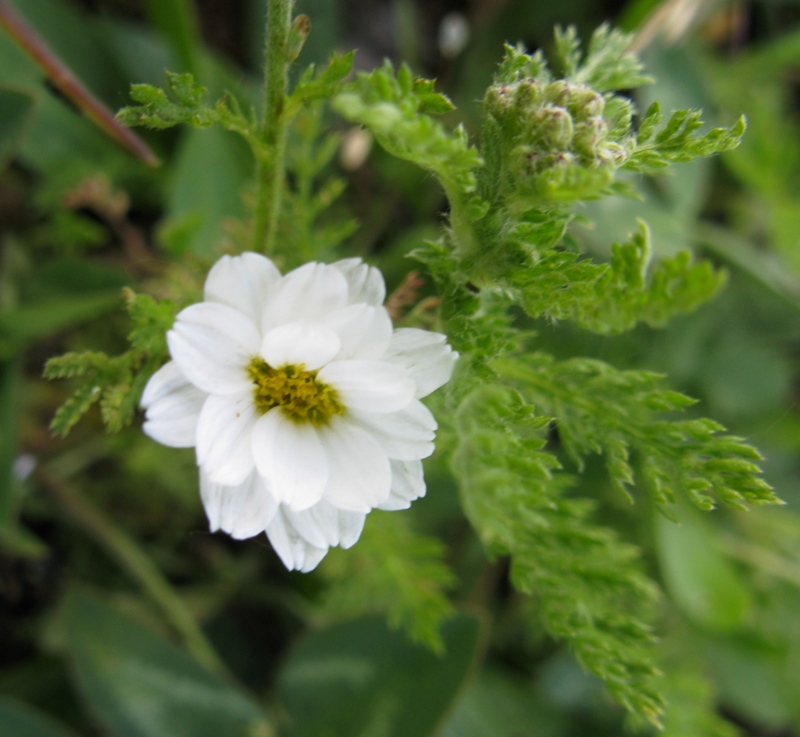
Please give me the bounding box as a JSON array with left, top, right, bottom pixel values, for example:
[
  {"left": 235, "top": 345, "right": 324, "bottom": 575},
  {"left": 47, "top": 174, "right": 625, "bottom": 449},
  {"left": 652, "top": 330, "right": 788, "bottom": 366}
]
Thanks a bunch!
[{"left": 141, "top": 253, "right": 457, "bottom": 572}]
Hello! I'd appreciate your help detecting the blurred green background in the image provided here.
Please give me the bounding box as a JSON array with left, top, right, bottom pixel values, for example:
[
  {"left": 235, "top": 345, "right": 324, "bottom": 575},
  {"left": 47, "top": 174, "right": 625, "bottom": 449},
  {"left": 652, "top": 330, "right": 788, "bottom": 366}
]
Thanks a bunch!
[{"left": 3, "top": 0, "right": 800, "bottom": 735}]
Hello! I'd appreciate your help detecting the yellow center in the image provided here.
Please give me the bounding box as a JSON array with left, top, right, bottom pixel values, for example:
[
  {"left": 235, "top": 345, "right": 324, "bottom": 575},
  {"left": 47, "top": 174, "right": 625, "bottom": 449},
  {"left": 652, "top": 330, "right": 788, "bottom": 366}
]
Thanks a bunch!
[{"left": 247, "top": 358, "right": 344, "bottom": 425}]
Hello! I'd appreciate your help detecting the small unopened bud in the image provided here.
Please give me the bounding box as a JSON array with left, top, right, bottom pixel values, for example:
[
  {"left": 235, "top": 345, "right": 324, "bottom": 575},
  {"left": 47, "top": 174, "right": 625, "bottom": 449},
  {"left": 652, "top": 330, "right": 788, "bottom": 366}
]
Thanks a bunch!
[
  {"left": 567, "top": 86, "right": 605, "bottom": 119},
  {"left": 545, "top": 80, "right": 572, "bottom": 107},
  {"left": 598, "top": 142, "right": 627, "bottom": 166},
  {"left": 514, "top": 79, "right": 543, "bottom": 110},
  {"left": 573, "top": 117, "right": 608, "bottom": 158},
  {"left": 288, "top": 15, "right": 311, "bottom": 61},
  {"left": 537, "top": 105, "right": 573, "bottom": 149}
]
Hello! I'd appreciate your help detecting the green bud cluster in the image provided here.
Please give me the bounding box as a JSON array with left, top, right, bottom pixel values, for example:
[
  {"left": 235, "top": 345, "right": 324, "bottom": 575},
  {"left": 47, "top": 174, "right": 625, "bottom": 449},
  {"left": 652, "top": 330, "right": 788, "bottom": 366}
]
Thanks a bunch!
[{"left": 483, "top": 75, "right": 635, "bottom": 207}]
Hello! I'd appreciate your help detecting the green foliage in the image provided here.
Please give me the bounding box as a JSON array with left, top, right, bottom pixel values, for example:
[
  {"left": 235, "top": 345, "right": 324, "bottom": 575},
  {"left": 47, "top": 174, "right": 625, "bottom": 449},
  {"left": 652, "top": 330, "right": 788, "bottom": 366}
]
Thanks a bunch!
[
  {"left": 319, "top": 512, "right": 455, "bottom": 652},
  {"left": 280, "top": 103, "right": 358, "bottom": 263},
  {"left": 553, "top": 25, "right": 653, "bottom": 92},
  {"left": 451, "top": 382, "right": 664, "bottom": 725},
  {"left": 497, "top": 353, "right": 778, "bottom": 512},
  {"left": 627, "top": 102, "right": 747, "bottom": 173},
  {"left": 16, "top": 5, "right": 799, "bottom": 737},
  {"left": 63, "top": 590, "right": 271, "bottom": 737},
  {"left": 287, "top": 51, "right": 355, "bottom": 109},
  {"left": 43, "top": 290, "right": 176, "bottom": 435},
  {"left": 277, "top": 614, "right": 482, "bottom": 737},
  {"left": 332, "top": 61, "right": 482, "bottom": 196},
  {"left": 514, "top": 223, "right": 726, "bottom": 333},
  {"left": 117, "top": 71, "right": 224, "bottom": 130}
]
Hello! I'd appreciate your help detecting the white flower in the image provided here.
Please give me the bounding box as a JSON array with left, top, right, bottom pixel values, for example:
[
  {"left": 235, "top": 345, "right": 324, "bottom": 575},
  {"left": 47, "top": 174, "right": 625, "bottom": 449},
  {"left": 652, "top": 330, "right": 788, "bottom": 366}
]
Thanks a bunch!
[{"left": 141, "top": 253, "right": 457, "bottom": 572}]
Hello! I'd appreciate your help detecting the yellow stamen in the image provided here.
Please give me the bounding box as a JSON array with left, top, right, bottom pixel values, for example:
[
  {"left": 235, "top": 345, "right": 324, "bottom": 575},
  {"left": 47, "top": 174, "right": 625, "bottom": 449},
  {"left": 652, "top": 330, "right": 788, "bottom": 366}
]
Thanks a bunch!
[{"left": 247, "top": 358, "right": 344, "bottom": 425}]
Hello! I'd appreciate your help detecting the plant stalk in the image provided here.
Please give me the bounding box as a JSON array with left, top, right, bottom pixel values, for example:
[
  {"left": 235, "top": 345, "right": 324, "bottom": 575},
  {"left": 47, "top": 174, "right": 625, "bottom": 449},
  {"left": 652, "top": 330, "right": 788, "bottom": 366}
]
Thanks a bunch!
[
  {"left": 252, "top": 0, "right": 295, "bottom": 254},
  {"left": 0, "top": 0, "right": 158, "bottom": 166},
  {"left": 40, "top": 469, "right": 229, "bottom": 677}
]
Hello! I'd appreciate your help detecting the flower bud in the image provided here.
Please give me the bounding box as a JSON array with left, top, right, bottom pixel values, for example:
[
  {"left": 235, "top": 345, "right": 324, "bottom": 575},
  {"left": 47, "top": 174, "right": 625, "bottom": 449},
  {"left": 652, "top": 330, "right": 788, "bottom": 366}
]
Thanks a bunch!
[
  {"left": 547, "top": 80, "right": 574, "bottom": 105},
  {"left": 536, "top": 105, "right": 573, "bottom": 150},
  {"left": 573, "top": 117, "right": 608, "bottom": 158},
  {"left": 567, "top": 86, "right": 605, "bottom": 119}
]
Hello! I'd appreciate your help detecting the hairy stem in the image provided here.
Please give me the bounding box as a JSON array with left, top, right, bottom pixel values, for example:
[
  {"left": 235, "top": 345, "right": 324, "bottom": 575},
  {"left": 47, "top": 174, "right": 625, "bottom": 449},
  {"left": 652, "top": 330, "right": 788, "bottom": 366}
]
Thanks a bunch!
[
  {"left": 39, "top": 469, "right": 229, "bottom": 677},
  {"left": 252, "top": 0, "right": 295, "bottom": 254}
]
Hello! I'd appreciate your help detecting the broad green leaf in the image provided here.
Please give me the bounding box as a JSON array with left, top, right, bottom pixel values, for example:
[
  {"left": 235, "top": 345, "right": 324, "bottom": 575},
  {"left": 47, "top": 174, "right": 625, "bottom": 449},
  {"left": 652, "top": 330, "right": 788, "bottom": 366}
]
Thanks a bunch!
[
  {"left": 0, "top": 291, "right": 122, "bottom": 359},
  {"left": 142, "top": 0, "right": 201, "bottom": 75},
  {"left": 63, "top": 590, "right": 270, "bottom": 737},
  {"left": 0, "top": 697, "right": 80, "bottom": 737},
  {"left": 439, "top": 668, "right": 564, "bottom": 737},
  {"left": 0, "top": 361, "right": 19, "bottom": 530},
  {"left": 709, "top": 638, "right": 795, "bottom": 728},
  {"left": 0, "top": 87, "right": 38, "bottom": 170},
  {"left": 656, "top": 512, "right": 752, "bottom": 631},
  {"left": 164, "top": 126, "right": 252, "bottom": 255},
  {"left": 278, "top": 613, "right": 482, "bottom": 737}
]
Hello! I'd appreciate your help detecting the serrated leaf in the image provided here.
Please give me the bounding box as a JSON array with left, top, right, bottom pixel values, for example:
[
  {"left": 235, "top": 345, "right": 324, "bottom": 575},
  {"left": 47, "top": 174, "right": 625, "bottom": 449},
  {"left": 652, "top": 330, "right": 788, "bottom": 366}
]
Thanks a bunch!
[
  {"left": 451, "top": 382, "right": 664, "bottom": 725},
  {"left": 50, "top": 382, "right": 102, "bottom": 437},
  {"left": 289, "top": 51, "right": 355, "bottom": 108},
  {"left": 516, "top": 223, "right": 726, "bottom": 334},
  {"left": 333, "top": 61, "right": 482, "bottom": 195},
  {"left": 496, "top": 354, "right": 781, "bottom": 513}
]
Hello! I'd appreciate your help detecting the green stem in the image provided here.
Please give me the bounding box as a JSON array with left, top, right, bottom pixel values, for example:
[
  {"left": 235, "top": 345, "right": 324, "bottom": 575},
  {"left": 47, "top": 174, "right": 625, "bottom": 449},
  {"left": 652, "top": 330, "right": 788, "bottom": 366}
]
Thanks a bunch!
[
  {"left": 252, "top": 0, "right": 294, "bottom": 255},
  {"left": 40, "top": 470, "right": 229, "bottom": 677}
]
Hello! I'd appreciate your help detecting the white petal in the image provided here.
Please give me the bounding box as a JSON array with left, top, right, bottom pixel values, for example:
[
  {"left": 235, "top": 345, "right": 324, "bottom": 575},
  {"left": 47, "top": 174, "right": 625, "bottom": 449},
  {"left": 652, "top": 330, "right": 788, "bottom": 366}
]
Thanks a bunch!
[
  {"left": 338, "top": 510, "right": 367, "bottom": 549},
  {"left": 196, "top": 392, "right": 258, "bottom": 485},
  {"left": 347, "top": 400, "right": 436, "bottom": 460},
  {"left": 266, "top": 509, "right": 329, "bottom": 572},
  {"left": 251, "top": 409, "right": 328, "bottom": 511},
  {"left": 261, "top": 262, "right": 349, "bottom": 332},
  {"left": 200, "top": 471, "right": 278, "bottom": 539},
  {"left": 283, "top": 500, "right": 367, "bottom": 549},
  {"left": 204, "top": 252, "right": 282, "bottom": 323},
  {"left": 168, "top": 303, "right": 260, "bottom": 395},
  {"left": 260, "top": 321, "right": 341, "bottom": 370},
  {"left": 331, "top": 258, "right": 386, "bottom": 305},
  {"left": 141, "top": 362, "right": 206, "bottom": 448},
  {"left": 385, "top": 328, "right": 459, "bottom": 398},
  {"left": 318, "top": 417, "right": 391, "bottom": 512},
  {"left": 377, "top": 459, "right": 426, "bottom": 511},
  {"left": 320, "top": 304, "right": 392, "bottom": 360},
  {"left": 317, "top": 360, "right": 415, "bottom": 413}
]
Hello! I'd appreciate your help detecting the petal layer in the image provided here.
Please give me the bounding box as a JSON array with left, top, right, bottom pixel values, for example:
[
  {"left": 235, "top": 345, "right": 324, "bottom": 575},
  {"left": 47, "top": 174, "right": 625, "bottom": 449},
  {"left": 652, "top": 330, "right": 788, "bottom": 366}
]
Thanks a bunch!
[
  {"left": 168, "top": 303, "right": 260, "bottom": 395},
  {"left": 141, "top": 362, "right": 205, "bottom": 448},
  {"left": 200, "top": 471, "right": 278, "bottom": 539},
  {"left": 385, "top": 328, "right": 459, "bottom": 398},
  {"left": 318, "top": 417, "right": 391, "bottom": 512},
  {"left": 320, "top": 304, "right": 392, "bottom": 361},
  {"left": 332, "top": 258, "right": 386, "bottom": 305},
  {"left": 283, "top": 500, "right": 366, "bottom": 550},
  {"left": 347, "top": 399, "right": 436, "bottom": 460},
  {"left": 196, "top": 392, "right": 258, "bottom": 485},
  {"left": 251, "top": 409, "right": 328, "bottom": 511},
  {"left": 261, "top": 262, "right": 349, "bottom": 331},
  {"left": 260, "top": 321, "right": 340, "bottom": 370},
  {"left": 204, "top": 252, "right": 281, "bottom": 323},
  {"left": 377, "top": 459, "right": 426, "bottom": 511},
  {"left": 317, "top": 360, "right": 415, "bottom": 413},
  {"left": 266, "top": 510, "right": 329, "bottom": 572}
]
